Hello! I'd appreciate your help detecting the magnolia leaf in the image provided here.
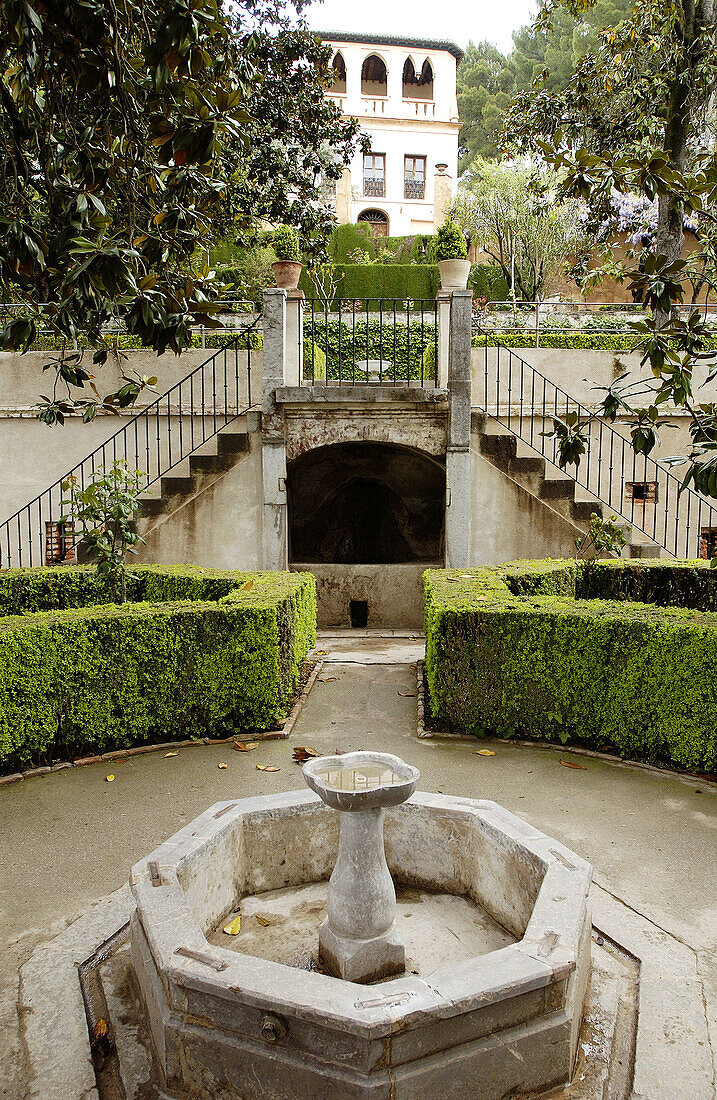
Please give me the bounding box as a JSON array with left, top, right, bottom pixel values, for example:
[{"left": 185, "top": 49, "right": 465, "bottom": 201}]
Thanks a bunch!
[
  {"left": 164, "top": 751, "right": 179, "bottom": 757},
  {"left": 255, "top": 915, "right": 274, "bottom": 926},
  {"left": 105, "top": 774, "right": 115, "bottom": 782},
  {"left": 218, "top": 762, "right": 228, "bottom": 769},
  {"left": 475, "top": 749, "right": 496, "bottom": 756},
  {"left": 222, "top": 915, "right": 242, "bottom": 935},
  {"left": 242, "top": 579, "right": 254, "bottom": 590},
  {"left": 559, "top": 760, "right": 586, "bottom": 770},
  {"left": 256, "top": 764, "right": 280, "bottom": 771}
]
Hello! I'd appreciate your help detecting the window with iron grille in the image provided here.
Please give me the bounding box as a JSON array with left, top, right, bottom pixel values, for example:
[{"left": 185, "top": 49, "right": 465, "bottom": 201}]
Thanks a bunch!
[
  {"left": 363, "top": 154, "right": 385, "bottom": 198},
  {"left": 404, "top": 156, "right": 426, "bottom": 199},
  {"left": 700, "top": 527, "right": 717, "bottom": 559},
  {"left": 45, "top": 520, "right": 76, "bottom": 565},
  {"left": 625, "top": 480, "right": 658, "bottom": 504}
]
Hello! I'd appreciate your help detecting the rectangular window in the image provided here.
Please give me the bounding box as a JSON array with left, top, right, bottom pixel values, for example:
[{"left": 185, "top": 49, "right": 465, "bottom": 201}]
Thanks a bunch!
[
  {"left": 625, "top": 480, "right": 658, "bottom": 504},
  {"left": 363, "top": 154, "right": 385, "bottom": 198},
  {"left": 700, "top": 527, "right": 717, "bottom": 559},
  {"left": 404, "top": 155, "right": 426, "bottom": 199}
]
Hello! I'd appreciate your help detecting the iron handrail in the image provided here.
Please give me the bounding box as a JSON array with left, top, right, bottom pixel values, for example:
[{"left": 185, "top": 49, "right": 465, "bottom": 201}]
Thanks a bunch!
[
  {"left": 0, "top": 314, "right": 262, "bottom": 568},
  {"left": 474, "top": 330, "right": 717, "bottom": 558}
]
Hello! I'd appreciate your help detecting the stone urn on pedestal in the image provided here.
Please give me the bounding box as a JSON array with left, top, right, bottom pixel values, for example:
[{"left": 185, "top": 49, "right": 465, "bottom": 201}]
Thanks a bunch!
[{"left": 303, "top": 750, "right": 420, "bottom": 983}]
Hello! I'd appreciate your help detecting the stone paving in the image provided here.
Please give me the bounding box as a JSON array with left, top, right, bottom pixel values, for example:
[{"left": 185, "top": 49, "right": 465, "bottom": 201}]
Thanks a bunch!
[{"left": 1, "top": 632, "right": 716, "bottom": 1098}]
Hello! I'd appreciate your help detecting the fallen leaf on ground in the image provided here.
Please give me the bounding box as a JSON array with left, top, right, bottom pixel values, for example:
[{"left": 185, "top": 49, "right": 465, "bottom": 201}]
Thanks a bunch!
[
  {"left": 314, "top": 650, "right": 329, "bottom": 656},
  {"left": 93, "top": 1020, "right": 109, "bottom": 1041},
  {"left": 559, "top": 760, "right": 585, "bottom": 770},
  {"left": 105, "top": 774, "right": 115, "bottom": 782},
  {"left": 242, "top": 580, "right": 254, "bottom": 590},
  {"left": 164, "top": 751, "right": 179, "bottom": 757},
  {"left": 293, "top": 746, "right": 321, "bottom": 763},
  {"left": 233, "top": 740, "right": 258, "bottom": 752},
  {"left": 319, "top": 676, "right": 338, "bottom": 682},
  {"left": 218, "top": 762, "right": 228, "bottom": 769},
  {"left": 222, "top": 915, "right": 242, "bottom": 935},
  {"left": 398, "top": 690, "right": 416, "bottom": 697},
  {"left": 255, "top": 915, "right": 274, "bottom": 926},
  {"left": 256, "top": 764, "right": 280, "bottom": 772},
  {"left": 475, "top": 749, "right": 496, "bottom": 756}
]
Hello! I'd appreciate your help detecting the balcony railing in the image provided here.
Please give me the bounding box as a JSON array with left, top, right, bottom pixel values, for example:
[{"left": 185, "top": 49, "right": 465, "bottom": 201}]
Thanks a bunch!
[
  {"left": 363, "top": 177, "right": 385, "bottom": 198},
  {"left": 404, "top": 179, "right": 425, "bottom": 200}
]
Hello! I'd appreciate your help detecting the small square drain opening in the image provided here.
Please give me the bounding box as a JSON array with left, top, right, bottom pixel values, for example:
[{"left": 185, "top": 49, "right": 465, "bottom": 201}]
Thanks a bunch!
[{"left": 350, "top": 600, "right": 368, "bottom": 628}]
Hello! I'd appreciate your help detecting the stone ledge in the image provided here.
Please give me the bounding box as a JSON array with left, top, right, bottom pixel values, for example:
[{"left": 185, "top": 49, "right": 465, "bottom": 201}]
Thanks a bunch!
[{"left": 275, "top": 385, "right": 449, "bottom": 406}]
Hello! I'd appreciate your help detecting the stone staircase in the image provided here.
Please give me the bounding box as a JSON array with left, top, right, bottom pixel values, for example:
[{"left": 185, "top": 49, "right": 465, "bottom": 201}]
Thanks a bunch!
[
  {"left": 472, "top": 411, "right": 660, "bottom": 557},
  {"left": 135, "top": 416, "right": 257, "bottom": 539}
]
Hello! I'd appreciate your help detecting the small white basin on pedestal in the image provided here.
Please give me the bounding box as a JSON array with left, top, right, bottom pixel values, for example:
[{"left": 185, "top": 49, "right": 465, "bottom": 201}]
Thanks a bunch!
[{"left": 303, "top": 751, "right": 420, "bottom": 982}]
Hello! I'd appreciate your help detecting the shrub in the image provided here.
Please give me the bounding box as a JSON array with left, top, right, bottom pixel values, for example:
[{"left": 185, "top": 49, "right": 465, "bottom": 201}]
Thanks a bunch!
[
  {"left": 329, "top": 223, "right": 374, "bottom": 263},
  {"left": 302, "top": 317, "right": 437, "bottom": 380},
  {"left": 272, "top": 226, "right": 301, "bottom": 262},
  {"left": 435, "top": 219, "right": 467, "bottom": 261},
  {"left": 424, "top": 559, "right": 717, "bottom": 772},
  {"left": 299, "top": 264, "right": 440, "bottom": 304},
  {"left": 471, "top": 332, "right": 643, "bottom": 351},
  {"left": 0, "top": 565, "right": 316, "bottom": 769},
  {"left": 303, "top": 340, "right": 327, "bottom": 381},
  {"left": 469, "top": 263, "right": 509, "bottom": 302}
]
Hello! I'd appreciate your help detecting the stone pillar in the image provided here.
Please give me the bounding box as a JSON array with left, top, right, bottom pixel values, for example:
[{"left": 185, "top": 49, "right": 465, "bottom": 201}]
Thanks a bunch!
[
  {"left": 433, "top": 170, "right": 453, "bottom": 231},
  {"left": 445, "top": 290, "right": 473, "bottom": 569},
  {"left": 261, "top": 289, "right": 288, "bottom": 571},
  {"left": 436, "top": 290, "right": 451, "bottom": 389},
  {"left": 285, "top": 290, "right": 304, "bottom": 387},
  {"left": 335, "top": 167, "right": 353, "bottom": 225}
]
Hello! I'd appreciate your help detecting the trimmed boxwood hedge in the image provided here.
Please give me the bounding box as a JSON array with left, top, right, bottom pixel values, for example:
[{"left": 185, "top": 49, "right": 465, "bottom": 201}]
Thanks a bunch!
[
  {"left": 424, "top": 559, "right": 717, "bottom": 772},
  {"left": 0, "top": 565, "right": 316, "bottom": 770},
  {"left": 471, "top": 332, "right": 717, "bottom": 351}
]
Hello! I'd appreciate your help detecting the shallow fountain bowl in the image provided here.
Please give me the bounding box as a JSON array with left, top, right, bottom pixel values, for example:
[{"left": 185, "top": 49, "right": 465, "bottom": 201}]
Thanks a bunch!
[{"left": 303, "top": 750, "right": 420, "bottom": 811}]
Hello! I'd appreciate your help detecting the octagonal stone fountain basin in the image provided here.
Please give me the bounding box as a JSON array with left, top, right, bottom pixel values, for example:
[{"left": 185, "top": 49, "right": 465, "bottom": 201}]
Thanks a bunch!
[{"left": 130, "top": 790, "right": 592, "bottom": 1100}]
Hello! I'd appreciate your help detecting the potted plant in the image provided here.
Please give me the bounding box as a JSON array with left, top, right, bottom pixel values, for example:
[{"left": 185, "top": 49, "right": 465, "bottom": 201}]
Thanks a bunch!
[
  {"left": 271, "top": 226, "right": 303, "bottom": 289},
  {"left": 435, "top": 219, "right": 471, "bottom": 290}
]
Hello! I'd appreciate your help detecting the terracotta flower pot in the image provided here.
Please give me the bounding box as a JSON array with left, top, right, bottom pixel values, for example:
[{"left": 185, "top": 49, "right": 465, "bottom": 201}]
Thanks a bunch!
[
  {"left": 437, "top": 258, "right": 472, "bottom": 290},
  {"left": 272, "top": 260, "right": 303, "bottom": 290}
]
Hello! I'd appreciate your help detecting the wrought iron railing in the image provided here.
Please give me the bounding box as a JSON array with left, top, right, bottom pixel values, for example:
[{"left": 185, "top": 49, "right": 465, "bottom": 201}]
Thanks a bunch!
[
  {"left": 363, "top": 178, "right": 385, "bottom": 197},
  {"left": 302, "top": 298, "right": 439, "bottom": 386},
  {"left": 474, "top": 334, "right": 717, "bottom": 558},
  {"left": 473, "top": 300, "right": 717, "bottom": 340},
  {"left": 0, "top": 315, "right": 262, "bottom": 569},
  {"left": 404, "top": 180, "right": 425, "bottom": 199}
]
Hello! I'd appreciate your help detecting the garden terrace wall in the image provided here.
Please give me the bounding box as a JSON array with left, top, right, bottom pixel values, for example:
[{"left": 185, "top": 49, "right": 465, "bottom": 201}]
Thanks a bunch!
[
  {"left": 424, "top": 559, "right": 717, "bottom": 772},
  {"left": 0, "top": 565, "right": 316, "bottom": 770}
]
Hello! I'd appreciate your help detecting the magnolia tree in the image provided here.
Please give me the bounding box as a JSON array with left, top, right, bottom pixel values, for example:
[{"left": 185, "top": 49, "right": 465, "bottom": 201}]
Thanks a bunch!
[
  {"left": 450, "top": 160, "right": 591, "bottom": 300},
  {"left": 503, "top": 0, "right": 717, "bottom": 497},
  {"left": 0, "top": 0, "right": 361, "bottom": 423}
]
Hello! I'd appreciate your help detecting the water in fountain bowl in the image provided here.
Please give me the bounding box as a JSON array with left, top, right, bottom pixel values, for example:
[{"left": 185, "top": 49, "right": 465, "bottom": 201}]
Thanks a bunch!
[{"left": 313, "top": 764, "right": 405, "bottom": 792}]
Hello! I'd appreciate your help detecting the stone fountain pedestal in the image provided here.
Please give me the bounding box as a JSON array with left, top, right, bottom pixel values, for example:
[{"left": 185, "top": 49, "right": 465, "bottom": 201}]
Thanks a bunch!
[{"left": 303, "top": 751, "right": 419, "bottom": 983}]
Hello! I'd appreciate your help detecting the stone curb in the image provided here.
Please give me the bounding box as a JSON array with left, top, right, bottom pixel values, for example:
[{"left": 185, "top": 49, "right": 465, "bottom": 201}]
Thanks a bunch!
[{"left": 1, "top": 661, "right": 321, "bottom": 787}]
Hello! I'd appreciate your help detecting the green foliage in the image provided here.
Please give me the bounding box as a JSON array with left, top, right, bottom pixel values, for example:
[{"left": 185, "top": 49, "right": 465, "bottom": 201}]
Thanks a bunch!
[
  {"left": 329, "top": 224, "right": 374, "bottom": 263},
  {"left": 469, "top": 263, "right": 510, "bottom": 301},
  {"left": 456, "top": 1, "right": 634, "bottom": 167},
  {"left": 0, "top": 566, "right": 317, "bottom": 769},
  {"left": 471, "top": 332, "right": 644, "bottom": 350},
  {"left": 299, "top": 264, "right": 440, "bottom": 303},
  {"left": 217, "top": 246, "right": 276, "bottom": 303},
  {"left": 575, "top": 513, "right": 628, "bottom": 560},
  {"left": 303, "top": 340, "right": 327, "bottom": 381},
  {"left": 61, "top": 462, "right": 146, "bottom": 602},
  {"left": 302, "top": 317, "right": 437, "bottom": 380},
  {"left": 424, "top": 560, "right": 717, "bottom": 771},
  {"left": 435, "top": 220, "right": 467, "bottom": 261},
  {"left": 0, "top": 3, "right": 361, "bottom": 421},
  {"left": 272, "top": 226, "right": 301, "bottom": 263}
]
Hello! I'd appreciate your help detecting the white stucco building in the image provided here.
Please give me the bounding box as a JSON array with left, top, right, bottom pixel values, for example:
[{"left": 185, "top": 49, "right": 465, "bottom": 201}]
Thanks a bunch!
[{"left": 319, "top": 32, "right": 462, "bottom": 237}]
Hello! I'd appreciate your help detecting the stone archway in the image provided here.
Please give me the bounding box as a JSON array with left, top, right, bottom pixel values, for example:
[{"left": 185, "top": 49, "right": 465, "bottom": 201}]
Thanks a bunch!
[{"left": 287, "top": 441, "right": 445, "bottom": 627}]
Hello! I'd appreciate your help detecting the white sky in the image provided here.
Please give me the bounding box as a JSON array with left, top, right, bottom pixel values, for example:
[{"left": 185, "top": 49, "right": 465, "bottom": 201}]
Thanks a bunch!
[{"left": 302, "top": 0, "right": 539, "bottom": 54}]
